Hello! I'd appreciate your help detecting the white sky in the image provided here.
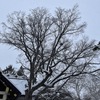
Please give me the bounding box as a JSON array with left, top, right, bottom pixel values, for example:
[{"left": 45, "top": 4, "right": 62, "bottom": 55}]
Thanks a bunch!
[{"left": 0, "top": 0, "right": 100, "bottom": 69}]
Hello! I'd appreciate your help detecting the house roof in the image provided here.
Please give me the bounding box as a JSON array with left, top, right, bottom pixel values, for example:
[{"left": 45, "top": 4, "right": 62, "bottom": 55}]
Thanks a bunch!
[
  {"left": 9, "top": 78, "right": 27, "bottom": 94},
  {"left": 0, "top": 72, "right": 21, "bottom": 99}
]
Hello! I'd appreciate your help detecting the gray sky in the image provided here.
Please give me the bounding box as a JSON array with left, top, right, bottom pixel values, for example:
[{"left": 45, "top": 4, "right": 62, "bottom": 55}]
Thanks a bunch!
[{"left": 0, "top": 0, "right": 100, "bottom": 69}]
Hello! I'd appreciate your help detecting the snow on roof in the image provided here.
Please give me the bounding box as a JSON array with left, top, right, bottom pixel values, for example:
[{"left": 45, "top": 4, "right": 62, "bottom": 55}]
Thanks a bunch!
[
  {"left": 3, "top": 73, "right": 27, "bottom": 95},
  {"left": 9, "top": 78, "right": 27, "bottom": 94}
]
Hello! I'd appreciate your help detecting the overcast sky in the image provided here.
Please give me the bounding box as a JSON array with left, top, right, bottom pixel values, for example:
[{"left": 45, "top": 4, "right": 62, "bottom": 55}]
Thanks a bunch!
[{"left": 0, "top": 0, "right": 100, "bottom": 69}]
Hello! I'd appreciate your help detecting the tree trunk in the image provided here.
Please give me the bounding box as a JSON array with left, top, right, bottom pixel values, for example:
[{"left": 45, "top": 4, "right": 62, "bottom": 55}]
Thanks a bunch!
[{"left": 25, "top": 90, "right": 32, "bottom": 100}]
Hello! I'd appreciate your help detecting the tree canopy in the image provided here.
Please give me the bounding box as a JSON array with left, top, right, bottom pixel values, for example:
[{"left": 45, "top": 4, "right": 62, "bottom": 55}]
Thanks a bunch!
[{"left": 0, "top": 5, "right": 100, "bottom": 100}]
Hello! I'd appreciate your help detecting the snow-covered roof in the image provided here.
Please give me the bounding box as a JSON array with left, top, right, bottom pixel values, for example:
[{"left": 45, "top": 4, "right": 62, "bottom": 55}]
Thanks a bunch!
[
  {"left": 9, "top": 78, "right": 27, "bottom": 94},
  {"left": 0, "top": 72, "right": 21, "bottom": 100},
  {"left": 2, "top": 73, "right": 27, "bottom": 95}
]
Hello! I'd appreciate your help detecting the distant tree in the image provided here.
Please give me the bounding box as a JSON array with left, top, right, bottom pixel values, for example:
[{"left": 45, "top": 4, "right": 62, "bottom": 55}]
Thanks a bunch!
[
  {"left": 35, "top": 87, "right": 73, "bottom": 100},
  {"left": 0, "top": 5, "right": 100, "bottom": 100},
  {"left": 84, "top": 74, "right": 100, "bottom": 100},
  {"left": 64, "top": 75, "right": 86, "bottom": 100},
  {"left": 17, "top": 66, "right": 24, "bottom": 76},
  {"left": 2, "top": 65, "right": 22, "bottom": 78},
  {"left": 2, "top": 65, "right": 16, "bottom": 75}
]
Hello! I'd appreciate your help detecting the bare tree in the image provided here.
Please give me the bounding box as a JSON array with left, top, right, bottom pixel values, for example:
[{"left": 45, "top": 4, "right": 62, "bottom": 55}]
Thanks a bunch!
[
  {"left": 84, "top": 74, "right": 100, "bottom": 100},
  {"left": 64, "top": 71, "right": 100, "bottom": 100},
  {"left": 0, "top": 6, "right": 100, "bottom": 100},
  {"left": 65, "top": 75, "right": 86, "bottom": 100}
]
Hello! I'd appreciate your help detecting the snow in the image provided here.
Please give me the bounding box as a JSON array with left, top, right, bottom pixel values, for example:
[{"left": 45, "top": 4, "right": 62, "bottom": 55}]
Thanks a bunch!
[{"left": 9, "top": 78, "right": 27, "bottom": 94}]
